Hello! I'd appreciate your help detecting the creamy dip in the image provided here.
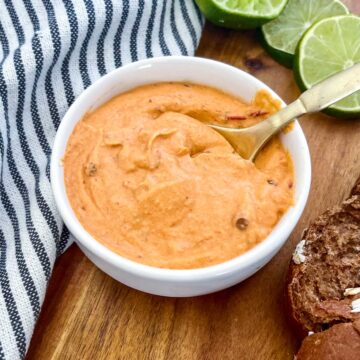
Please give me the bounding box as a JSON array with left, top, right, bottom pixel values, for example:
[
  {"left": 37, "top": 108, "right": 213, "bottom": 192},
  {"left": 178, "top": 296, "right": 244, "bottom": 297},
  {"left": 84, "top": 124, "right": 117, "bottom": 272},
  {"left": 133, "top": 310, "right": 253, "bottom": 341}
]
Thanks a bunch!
[{"left": 64, "top": 83, "right": 294, "bottom": 269}]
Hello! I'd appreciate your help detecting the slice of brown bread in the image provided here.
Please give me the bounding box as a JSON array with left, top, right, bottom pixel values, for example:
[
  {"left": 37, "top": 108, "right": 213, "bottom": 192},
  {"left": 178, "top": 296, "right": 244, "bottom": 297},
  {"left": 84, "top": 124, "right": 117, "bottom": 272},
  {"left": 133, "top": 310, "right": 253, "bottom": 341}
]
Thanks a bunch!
[
  {"left": 287, "top": 176, "right": 360, "bottom": 334},
  {"left": 295, "top": 320, "right": 360, "bottom": 360}
]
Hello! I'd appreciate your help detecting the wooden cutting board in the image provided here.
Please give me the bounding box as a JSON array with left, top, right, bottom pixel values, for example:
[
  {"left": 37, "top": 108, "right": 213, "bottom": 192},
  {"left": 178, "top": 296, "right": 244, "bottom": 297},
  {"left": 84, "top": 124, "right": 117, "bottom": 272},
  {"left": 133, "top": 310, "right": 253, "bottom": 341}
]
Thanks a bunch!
[{"left": 26, "top": 1, "right": 360, "bottom": 359}]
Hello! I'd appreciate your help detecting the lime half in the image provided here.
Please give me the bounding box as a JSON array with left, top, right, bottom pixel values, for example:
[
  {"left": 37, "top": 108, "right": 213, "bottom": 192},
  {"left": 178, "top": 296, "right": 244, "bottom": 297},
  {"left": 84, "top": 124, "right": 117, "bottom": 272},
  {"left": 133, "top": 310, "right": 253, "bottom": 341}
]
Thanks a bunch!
[
  {"left": 261, "top": 0, "right": 348, "bottom": 67},
  {"left": 195, "top": 0, "right": 289, "bottom": 29},
  {"left": 295, "top": 15, "right": 360, "bottom": 119}
]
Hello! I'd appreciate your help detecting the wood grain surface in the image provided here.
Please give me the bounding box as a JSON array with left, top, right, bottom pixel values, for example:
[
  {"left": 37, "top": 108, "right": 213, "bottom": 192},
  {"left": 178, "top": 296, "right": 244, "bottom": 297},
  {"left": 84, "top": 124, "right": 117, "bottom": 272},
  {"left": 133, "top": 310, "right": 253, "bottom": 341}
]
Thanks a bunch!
[{"left": 26, "top": 1, "right": 360, "bottom": 359}]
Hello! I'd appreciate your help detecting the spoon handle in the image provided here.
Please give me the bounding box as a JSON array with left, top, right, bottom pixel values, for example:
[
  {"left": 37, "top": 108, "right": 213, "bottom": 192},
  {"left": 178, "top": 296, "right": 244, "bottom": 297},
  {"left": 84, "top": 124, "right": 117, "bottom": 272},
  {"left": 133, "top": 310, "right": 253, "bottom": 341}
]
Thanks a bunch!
[
  {"left": 299, "top": 62, "right": 360, "bottom": 113},
  {"left": 266, "top": 62, "right": 360, "bottom": 130},
  {"left": 209, "top": 63, "right": 360, "bottom": 161}
]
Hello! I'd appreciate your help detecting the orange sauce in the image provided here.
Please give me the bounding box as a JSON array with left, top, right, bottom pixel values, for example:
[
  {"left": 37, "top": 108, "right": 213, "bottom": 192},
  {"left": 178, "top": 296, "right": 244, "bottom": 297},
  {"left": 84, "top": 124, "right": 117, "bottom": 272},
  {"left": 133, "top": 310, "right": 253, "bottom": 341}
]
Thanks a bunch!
[{"left": 64, "top": 83, "right": 294, "bottom": 269}]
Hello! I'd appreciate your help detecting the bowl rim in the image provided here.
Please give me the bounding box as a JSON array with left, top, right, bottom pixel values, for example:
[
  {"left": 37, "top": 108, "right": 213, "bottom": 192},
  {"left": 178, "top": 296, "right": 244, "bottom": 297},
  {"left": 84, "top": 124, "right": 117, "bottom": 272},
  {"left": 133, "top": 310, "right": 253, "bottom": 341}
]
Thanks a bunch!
[{"left": 51, "top": 56, "right": 311, "bottom": 281}]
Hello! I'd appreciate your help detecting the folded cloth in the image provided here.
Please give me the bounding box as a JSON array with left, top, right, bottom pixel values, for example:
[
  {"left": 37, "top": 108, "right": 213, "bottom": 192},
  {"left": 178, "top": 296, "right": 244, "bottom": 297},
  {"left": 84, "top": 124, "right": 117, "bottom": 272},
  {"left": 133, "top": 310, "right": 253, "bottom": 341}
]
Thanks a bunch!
[{"left": 0, "top": 1, "right": 203, "bottom": 359}]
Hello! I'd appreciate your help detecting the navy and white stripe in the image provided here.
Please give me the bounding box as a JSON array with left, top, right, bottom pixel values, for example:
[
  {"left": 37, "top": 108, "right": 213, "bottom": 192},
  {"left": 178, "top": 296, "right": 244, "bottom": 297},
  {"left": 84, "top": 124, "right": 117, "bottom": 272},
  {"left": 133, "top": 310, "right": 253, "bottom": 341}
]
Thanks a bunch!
[{"left": 0, "top": 1, "right": 203, "bottom": 359}]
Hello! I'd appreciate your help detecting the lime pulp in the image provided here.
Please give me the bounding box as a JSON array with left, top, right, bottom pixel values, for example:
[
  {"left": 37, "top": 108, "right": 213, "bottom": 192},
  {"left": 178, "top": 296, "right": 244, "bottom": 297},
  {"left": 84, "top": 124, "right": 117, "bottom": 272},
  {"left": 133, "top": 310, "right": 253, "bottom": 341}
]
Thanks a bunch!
[
  {"left": 261, "top": 0, "right": 348, "bottom": 67},
  {"left": 295, "top": 14, "right": 360, "bottom": 118}
]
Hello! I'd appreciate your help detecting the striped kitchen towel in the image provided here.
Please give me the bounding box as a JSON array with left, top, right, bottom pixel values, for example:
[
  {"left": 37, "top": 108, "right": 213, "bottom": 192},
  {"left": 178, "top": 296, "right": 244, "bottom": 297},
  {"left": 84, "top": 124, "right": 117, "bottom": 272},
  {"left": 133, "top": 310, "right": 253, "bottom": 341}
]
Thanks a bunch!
[{"left": 0, "top": 1, "right": 203, "bottom": 359}]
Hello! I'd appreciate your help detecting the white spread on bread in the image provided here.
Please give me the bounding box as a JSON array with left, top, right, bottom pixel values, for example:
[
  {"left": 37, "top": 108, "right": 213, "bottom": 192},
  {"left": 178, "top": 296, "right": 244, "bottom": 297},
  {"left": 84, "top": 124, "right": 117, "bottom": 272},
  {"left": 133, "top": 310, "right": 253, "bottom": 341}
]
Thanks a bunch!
[
  {"left": 344, "top": 287, "right": 360, "bottom": 297},
  {"left": 293, "top": 239, "right": 306, "bottom": 264},
  {"left": 351, "top": 298, "right": 360, "bottom": 313}
]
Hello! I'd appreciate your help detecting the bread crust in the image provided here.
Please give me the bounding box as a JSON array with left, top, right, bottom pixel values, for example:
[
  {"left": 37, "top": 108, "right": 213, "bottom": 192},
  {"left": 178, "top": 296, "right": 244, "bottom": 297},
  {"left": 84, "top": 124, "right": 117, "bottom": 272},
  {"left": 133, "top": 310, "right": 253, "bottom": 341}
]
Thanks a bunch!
[
  {"left": 295, "top": 320, "right": 360, "bottom": 360},
  {"left": 351, "top": 176, "right": 360, "bottom": 196}
]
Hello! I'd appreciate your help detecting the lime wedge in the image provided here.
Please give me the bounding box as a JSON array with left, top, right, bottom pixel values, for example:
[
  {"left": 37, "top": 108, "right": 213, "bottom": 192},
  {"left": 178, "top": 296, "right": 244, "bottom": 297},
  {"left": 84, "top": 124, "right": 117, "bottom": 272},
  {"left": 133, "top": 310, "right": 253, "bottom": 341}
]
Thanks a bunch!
[
  {"left": 261, "top": 0, "right": 348, "bottom": 67},
  {"left": 295, "top": 15, "right": 360, "bottom": 119},
  {"left": 195, "top": 0, "right": 289, "bottom": 29}
]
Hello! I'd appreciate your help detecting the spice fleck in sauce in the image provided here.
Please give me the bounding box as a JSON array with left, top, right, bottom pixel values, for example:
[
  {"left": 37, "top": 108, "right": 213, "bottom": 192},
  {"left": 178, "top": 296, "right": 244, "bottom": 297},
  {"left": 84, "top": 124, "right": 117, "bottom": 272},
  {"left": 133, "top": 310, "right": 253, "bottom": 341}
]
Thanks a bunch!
[{"left": 64, "top": 83, "right": 294, "bottom": 269}]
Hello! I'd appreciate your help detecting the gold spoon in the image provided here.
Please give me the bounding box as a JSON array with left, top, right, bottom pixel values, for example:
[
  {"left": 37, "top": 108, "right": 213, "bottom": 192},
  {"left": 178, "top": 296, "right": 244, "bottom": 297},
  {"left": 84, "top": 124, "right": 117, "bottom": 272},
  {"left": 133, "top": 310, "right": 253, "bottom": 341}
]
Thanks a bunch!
[{"left": 208, "top": 63, "right": 360, "bottom": 161}]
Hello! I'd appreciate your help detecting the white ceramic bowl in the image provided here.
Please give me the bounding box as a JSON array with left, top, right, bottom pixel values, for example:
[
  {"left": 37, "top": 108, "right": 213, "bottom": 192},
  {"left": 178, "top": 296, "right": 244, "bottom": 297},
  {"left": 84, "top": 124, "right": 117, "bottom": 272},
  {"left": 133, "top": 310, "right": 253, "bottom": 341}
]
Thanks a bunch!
[{"left": 51, "top": 56, "right": 311, "bottom": 297}]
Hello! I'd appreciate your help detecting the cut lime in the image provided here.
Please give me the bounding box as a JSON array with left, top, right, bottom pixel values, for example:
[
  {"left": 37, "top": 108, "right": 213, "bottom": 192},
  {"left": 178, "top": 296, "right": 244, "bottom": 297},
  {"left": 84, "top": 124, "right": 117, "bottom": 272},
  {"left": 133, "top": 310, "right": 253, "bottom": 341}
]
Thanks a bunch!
[
  {"left": 195, "top": 0, "right": 289, "bottom": 29},
  {"left": 295, "top": 15, "right": 360, "bottom": 119},
  {"left": 261, "top": 0, "right": 348, "bottom": 68}
]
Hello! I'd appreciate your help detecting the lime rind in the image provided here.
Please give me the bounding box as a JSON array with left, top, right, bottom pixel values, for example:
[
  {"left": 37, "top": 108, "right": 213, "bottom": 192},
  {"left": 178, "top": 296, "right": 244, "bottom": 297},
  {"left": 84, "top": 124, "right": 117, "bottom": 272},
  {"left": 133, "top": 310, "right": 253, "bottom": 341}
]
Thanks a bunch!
[
  {"left": 195, "top": 0, "right": 289, "bottom": 29},
  {"left": 261, "top": 0, "right": 348, "bottom": 67},
  {"left": 295, "top": 14, "right": 360, "bottom": 118}
]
